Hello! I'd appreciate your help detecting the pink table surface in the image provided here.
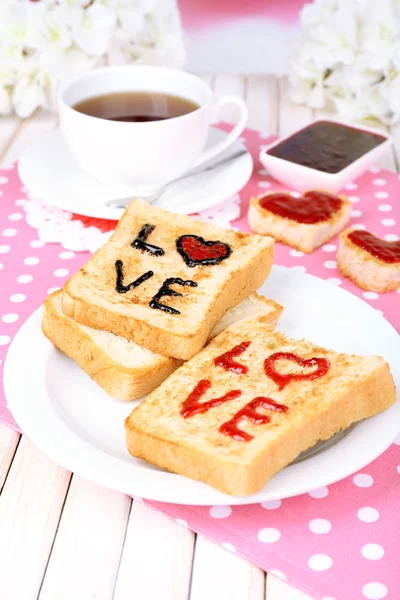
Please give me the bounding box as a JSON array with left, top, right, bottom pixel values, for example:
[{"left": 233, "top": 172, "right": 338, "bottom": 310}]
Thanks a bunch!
[{"left": 0, "top": 126, "right": 399, "bottom": 600}]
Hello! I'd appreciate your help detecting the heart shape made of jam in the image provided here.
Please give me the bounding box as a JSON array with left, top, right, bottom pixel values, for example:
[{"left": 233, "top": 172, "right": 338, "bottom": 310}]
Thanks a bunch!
[
  {"left": 264, "top": 352, "right": 330, "bottom": 390},
  {"left": 348, "top": 229, "right": 400, "bottom": 264},
  {"left": 176, "top": 235, "right": 232, "bottom": 267},
  {"left": 259, "top": 190, "right": 343, "bottom": 224}
]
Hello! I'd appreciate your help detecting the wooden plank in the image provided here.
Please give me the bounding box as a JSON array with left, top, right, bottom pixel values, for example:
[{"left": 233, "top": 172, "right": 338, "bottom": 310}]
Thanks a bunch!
[
  {"left": 389, "top": 122, "right": 400, "bottom": 174},
  {"left": 245, "top": 75, "right": 278, "bottom": 136},
  {"left": 39, "top": 476, "right": 131, "bottom": 600},
  {"left": 1, "top": 111, "right": 58, "bottom": 165},
  {"left": 267, "top": 575, "right": 316, "bottom": 600},
  {"left": 190, "top": 535, "right": 265, "bottom": 600},
  {"left": 0, "top": 437, "right": 71, "bottom": 600},
  {"left": 0, "top": 424, "right": 20, "bottom": 492},
  {"left": 113, "top": 500, "right": 195, "bottom": 600},
  {"left": 0, "top": 116, "right": 22, "bottom": 164},
  {"left": 213, "top": 74, "right": 246, "bottom": 124},
  {"left": 277, "top": 77, "right": 313, "bottom": 138}
]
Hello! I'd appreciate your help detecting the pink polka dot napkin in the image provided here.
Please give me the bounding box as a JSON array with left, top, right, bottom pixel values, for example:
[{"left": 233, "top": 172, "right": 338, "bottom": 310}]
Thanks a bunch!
[{"left": 0, "top": 127, "right": 399, "bottom": 600}]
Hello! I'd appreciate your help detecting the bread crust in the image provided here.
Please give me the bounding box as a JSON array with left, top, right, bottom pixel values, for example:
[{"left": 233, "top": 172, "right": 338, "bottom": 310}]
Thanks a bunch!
[
  {"left": 43, "top": 292, "right": 181, "bottom": 400},
  {"left": 248, "top": 190, "right": 351, "bottom": 253},
  {"left": 337, "top": 227, "right": 400, "bottom": 292},
  {"left": 125, "top": 316, "right": 397, "bottom": 495},
  {"left": 63, "top": 199, "right": 274, "bottom": 360}
]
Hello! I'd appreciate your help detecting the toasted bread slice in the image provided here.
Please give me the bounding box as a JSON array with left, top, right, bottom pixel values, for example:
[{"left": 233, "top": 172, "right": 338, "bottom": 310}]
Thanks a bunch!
[
  {"left": 43, "top": 291, "right": 283, "bottom": 401},
  {"left": 63, "top": 199, "right": 274, "bottom": 360},
  {"left": 337, "top": 227, "right": 400, "bottom": 292},
  {"left": 125, "top": 315, "right": 396, "bottom": 495},
  {"left": 248, "top": 190, "right": 351, "bottom": 253}
]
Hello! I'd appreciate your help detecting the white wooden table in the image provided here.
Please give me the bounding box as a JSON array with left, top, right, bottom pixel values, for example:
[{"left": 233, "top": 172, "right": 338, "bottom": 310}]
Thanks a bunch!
[{"left": 1, "top": 74, "right": 399, "bottom": 600}]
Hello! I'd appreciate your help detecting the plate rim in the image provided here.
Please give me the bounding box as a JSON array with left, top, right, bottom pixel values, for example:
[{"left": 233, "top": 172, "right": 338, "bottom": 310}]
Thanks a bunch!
[{"left": 4, "top": 265, "right": 400, "bottom": 506}]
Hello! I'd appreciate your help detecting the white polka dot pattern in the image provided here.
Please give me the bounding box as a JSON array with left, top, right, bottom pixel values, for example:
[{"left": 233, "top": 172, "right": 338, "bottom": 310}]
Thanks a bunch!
[
  {"left": 261, "top": 499, "right": 282, "bottom": 510},
  {"left": 257, "top": 528, "right": 281, "bottom": 543},
  {"left": 53, "top": 268, "right": 69, "bottom": 277},
  {"left": 308, "top": 554, "right": 333, "bottom": 571},
  {"left": 362, "top": 582, "right": 388, "bottom": 599},
  {"left": 24, "top": 257, "right": 39, "bottom": 265},
  {"left": 354, "top": 474, "right": 374, "bottom": 488},
  {"left": 209, "top": 505, "right": 232, "bottom": 519},
  {"left": 9, "top": 294, "right": 26, "bottom": 303},
  {"left": 2, "top": 228, "right": 17, "bottom": 237},
  {"left": 309, "top": 519, "right": 332, "bottom": 534},
  {"left": 308, "top": 487, "right": 329, "bottom": 498},
  {"left": 2, "top": 313, "right": 19, "bottom": 323},
  {"left": 358, "top": 507, "right": 380, "bottom": 523},
  {"left": 17, "top": 275, "right": 33, "bottom": 284},
  {"left": 361, "top": 544, "right": 384, "bottom": 560}
]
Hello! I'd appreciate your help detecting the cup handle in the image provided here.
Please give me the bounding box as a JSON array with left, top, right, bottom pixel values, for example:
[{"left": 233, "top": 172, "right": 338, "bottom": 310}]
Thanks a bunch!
[{"left": 191, "top": 96, "right": 248, "bottom": 169}]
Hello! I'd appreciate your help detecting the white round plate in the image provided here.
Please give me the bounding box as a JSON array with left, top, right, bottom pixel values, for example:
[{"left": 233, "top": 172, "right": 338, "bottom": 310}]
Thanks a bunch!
[
  {"left": 18, "top": 127, "right": 253, "bottom": 220},
  {"left": 4, "top": 266, "right": 400, "bottom": 506}
]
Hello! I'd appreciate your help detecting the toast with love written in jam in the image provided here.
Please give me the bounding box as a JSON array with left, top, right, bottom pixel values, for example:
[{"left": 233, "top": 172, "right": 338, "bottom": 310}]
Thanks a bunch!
[
  {"left": 125, "top": 314, "right": 396, "bottom": 496},
  {"left": 248, "top": 190, "right": 351, "bottom": 253},
  {"left": 62, "top": 199, "right": 274, "bottom": 360},
  {"left": 337, "top": 227, "right": 400, "bottom": 292}
]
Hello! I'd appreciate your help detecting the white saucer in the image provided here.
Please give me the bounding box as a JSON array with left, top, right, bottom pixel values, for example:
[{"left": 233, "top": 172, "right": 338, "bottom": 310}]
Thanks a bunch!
[
  {"left": 18, "top": 127, "right": 253, "bottom": 220},
  {"left": 4, "top": 266, "right": 399, "bottom": 506}
]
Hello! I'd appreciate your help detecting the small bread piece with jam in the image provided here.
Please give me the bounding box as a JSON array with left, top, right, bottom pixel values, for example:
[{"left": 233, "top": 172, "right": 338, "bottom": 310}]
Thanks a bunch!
[
  {"left": 248, "top": 189, "right": 351, "bottom": 253},
  {"left": 337, "top": 227, "right": 400, "bottom": 292}
]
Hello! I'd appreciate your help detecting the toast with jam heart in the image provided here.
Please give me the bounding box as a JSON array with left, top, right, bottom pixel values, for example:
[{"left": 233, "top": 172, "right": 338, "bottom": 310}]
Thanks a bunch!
[
  {"left": 125, "top": 314, "right": 396, "bottom": 496},
  {"left": 62, "top": 199, "right": 274, "bottom": 360},
  {"left": 248, "top": 190, "right": 351, "bottom": 253},
  {"left": 42, "top": 290, "right": 282, "bottom": 401},
  {"left": 337, "top": 227, "right": 400, "bottom": 292}
]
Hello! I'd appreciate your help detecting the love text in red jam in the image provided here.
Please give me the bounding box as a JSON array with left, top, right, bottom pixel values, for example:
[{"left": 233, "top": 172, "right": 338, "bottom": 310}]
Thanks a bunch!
[
  {"left": 348, "top": 230, "right": 400, "bottom": 264},
  {"left": 219, "top": 397, "right": 288, "bottom": 442},
  {"left": 180, "top": 379, "right": 242, "bottom": 418},
  {"left": 214, "top": 341, "right": 251, "bottom": 374},
  {"left": 264, "top": 352, "right": 330, "bottom": 390},
  {"left": 259, "top": 190, "right": 342, "bottom": 224}
]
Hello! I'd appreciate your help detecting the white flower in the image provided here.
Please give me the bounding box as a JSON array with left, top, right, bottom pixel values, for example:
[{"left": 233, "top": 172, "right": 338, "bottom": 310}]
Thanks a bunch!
[
  {"left": 37, "top": 7, "right": 73, "bottom": 50},
  {"left": 0, "top": 0, "right": 185, "bottom": 118},
  {"left": 12, "top": 67, "right": 48, "bottom": 118},
  {"left": 71, "top": 4, "right": 116, "bottom": 56},
  {"left": 290, "top": 0, "right": 400, "bottom": 124}
]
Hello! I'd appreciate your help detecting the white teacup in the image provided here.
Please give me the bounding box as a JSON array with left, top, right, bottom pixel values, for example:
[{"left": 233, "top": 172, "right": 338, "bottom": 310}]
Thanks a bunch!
[{"left": 58, "top": 65, "right": 248, "bottom": 194}]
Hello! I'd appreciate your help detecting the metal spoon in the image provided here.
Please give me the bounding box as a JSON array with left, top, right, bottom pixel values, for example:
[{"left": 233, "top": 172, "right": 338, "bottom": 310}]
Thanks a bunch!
[{"left": 105, "top": 149, "right": 248, "bottom": 209}]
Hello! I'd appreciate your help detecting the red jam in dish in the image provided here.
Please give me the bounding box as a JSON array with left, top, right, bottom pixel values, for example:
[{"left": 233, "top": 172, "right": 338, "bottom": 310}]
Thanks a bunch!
[
  {"left": 214, "top": 341, "right": 251, "bottom": 374},
  {"left": 176, "top": 235, "right": 232, "bottom": 267},
  {"left": 264, "top": 352, "right": 330, "bottom": 390},
  {"left": 348, "top": 230, "right": 400, "bottom": 264},
  {"left": 259, "top": 190, "right": 342, "bottom": 224},
  {"left": 180, "top": 379, "right": 242, "bottom": 418},
  {"left": 219, "top": 396, "right": 288, "bottom": 442},
  {"left": 266, "top": 120, "right": 387, "bottom": 174}
]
